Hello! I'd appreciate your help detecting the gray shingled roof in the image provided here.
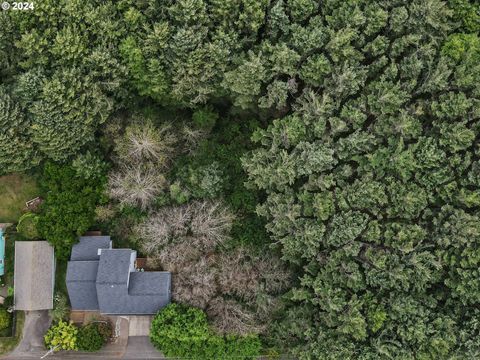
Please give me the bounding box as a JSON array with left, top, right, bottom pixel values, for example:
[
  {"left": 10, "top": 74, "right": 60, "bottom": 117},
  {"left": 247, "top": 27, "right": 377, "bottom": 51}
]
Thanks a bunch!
[
  {"left": 129, "top": 272, "right": 171, "bottom": 296},
  {"left": 96, "top": 250, "right": 132, "bottom": 285},
  {"left": 97, "top": 271, "right": 171, "bottom": 315},
  {"left": 67, "top": 261, "right": 99, "bottom": 281},
  {"left": 71, "top": 236, "right": 111, "bottom": 261},
  {"left": 66, "top": 261, "right": 99, "bottom": 310},
  {"left": 67, "top": 236, "right": 171, "bottom": 314},
  {"left": 14, "top": 241, "right": 55, "bottom": 310}
]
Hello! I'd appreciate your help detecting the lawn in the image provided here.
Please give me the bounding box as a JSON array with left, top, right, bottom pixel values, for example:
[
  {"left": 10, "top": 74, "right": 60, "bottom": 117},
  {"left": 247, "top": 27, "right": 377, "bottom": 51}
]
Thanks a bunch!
[
  {"left": 55, "top": 260, "right": 68, "bottom": 297},
  {"left": 0, "top": 311, "right": 25, "bottom": 355},
  {"left": 0, "top": 174, "right": 39, "bottom": 223}
]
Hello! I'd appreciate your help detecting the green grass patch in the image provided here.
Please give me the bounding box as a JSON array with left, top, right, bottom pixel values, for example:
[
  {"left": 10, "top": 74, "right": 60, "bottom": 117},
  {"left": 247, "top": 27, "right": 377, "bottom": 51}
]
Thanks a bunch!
[
  {"left": 0, "top": 311, "right": 25, "bottom": 355},
  {"left": 55, "top": 260, "right": 68, "bottom": 299},
  {"left": 0, "top": 174, "right": 39, "bottom": 223}
]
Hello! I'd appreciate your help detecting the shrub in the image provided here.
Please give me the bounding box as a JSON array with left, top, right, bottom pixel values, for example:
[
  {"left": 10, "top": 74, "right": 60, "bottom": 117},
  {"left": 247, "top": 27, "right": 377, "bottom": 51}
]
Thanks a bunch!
[
  {"left": 72, "top": 151, "right": 108, "bottom": 180},
  {"left": 94, "top": 205, "right": 116, "bottom": 222},
  {"left": 44, "top": 320, "right": 78, "bottom": 351},
  {"left": 3, "top": 296, "right": 13, "bottom": 307},
  {"left": 175, "top": 162, "right": 224, "bottom": 199},
  {"left": 16, "top": 212, "right": 39, "bottom": 240},
  {"left": 0, "top": 309, "right": 11, "bottom": 331},
  {"left": 192, "top": 106, "right": 218, "bottom": 131},
  {"left": 77, "top": 324, "right": 104, "bottom": 352},
  {"left": 50, "top": 293, "right": 69, "bottom": 323},
  {"left": 150, "top": 304, "right": 261, "bottom": 360},
  {"left": 95, "top": 321, "right": 113, "bottom": 342},
  {"left": 169, "top": 181, "right": 190, "bottom": 204}
]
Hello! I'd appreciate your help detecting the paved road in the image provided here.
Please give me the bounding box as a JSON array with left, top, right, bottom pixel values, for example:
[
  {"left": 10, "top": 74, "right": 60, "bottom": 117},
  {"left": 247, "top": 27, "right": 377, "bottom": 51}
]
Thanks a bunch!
[{"left": 6, "top": 337, "right": 165, "bottom": 360}]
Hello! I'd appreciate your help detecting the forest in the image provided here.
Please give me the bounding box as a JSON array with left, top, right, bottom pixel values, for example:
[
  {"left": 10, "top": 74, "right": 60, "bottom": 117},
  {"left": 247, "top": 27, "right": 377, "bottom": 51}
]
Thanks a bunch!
[{"left": 1, "top": 0, "right": 480, "bottom": 358}]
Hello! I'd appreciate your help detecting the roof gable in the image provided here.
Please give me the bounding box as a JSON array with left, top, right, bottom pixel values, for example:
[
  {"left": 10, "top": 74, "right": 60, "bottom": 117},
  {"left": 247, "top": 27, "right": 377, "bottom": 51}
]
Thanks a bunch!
[
  {"left": 96, "top": 249, "right": 132, "bottom": 285},
  {"left": 71, "top": 236, "right": 111, "bottom": 261}
]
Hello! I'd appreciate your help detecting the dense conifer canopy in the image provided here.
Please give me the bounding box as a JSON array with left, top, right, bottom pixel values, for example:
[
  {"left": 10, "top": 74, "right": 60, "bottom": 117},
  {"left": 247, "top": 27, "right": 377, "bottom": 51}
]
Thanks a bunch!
[{"left": 2, "top": 0, "right": 480, "bottom": 358}]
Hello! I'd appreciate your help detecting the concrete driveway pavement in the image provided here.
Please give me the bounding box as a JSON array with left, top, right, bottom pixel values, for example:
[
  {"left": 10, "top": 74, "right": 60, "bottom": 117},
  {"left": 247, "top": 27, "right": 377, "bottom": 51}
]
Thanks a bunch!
[
  {"left": 127, "top": 316, "right": 153, "bottom": 336},
  {"left": 122, "top": 337, "right": 164, "bottom": 359},
  {"left": 9, "top": 310, "right": 51, "bottom": 357}
]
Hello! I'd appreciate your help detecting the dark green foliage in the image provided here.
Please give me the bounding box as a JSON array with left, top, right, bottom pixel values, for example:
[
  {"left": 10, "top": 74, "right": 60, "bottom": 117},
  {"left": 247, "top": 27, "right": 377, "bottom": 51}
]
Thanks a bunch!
[
  {"left": 172, "top": 116, "right": 268, "bottom": 247},
  {"left": 16, "top": 213, "right": 39, "bottom": 240},
  {"left": 72, "top": 152, "right": 109, "bottom": 181},
  {"left": 242, "top": 1, "right": 480, "bottom": 358},
  {"left": 150, "top": 304, "right": 261, "bottom": 360},
  {"left": 0, "top": 87, "right": 38, "bottom": 174},
  {"left": 449, "top": 0, "right": 480, "bottom": 32},
  {"left": 37, "top": 163, "right": 106, "bottom": 260},
  {"left": 2, "top": 0, "right": 480, "bottom": 357},
  {"left": 77, "top": 324, "right": 104, "bottom": 352},
  {"left": 192, "top": 106, "right": 219, "bottom": 131},
  {"left": 120, "top": 0, "right": 269, "bottom": 105},
  {"left": 0, "top": 0, "right": 127, "bottom": 172}
]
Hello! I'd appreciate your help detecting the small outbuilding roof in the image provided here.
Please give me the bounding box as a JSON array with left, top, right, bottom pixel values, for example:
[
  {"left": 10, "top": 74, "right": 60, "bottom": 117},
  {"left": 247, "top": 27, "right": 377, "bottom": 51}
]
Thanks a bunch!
[{"left": 14, "top": 241, "right": 55, "bottom": 310}]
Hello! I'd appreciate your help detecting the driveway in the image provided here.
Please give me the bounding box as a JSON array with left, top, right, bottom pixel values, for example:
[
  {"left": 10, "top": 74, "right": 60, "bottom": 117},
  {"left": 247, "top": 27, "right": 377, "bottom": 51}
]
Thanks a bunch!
[
  {"left": 6, "top": 314, "right": 165, "bottom": 359},
  {"left": 123, "top": 337, "right": 164, "bottom": 359},
  {"left": 10, "top": 310, "right": 51, "bottom": 357},
  {"left": 127, "top": 316, "right": 153, "bottom": 336}
]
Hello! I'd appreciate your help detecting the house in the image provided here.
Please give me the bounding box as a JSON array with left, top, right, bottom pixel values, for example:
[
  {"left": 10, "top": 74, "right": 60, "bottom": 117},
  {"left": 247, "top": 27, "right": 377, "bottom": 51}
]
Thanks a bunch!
[
  {"left": 66, "top": 236, "right": 171, "bottom": 315},
  {"left": 14, "top": 241, "right": 55, "bottom": 310}
]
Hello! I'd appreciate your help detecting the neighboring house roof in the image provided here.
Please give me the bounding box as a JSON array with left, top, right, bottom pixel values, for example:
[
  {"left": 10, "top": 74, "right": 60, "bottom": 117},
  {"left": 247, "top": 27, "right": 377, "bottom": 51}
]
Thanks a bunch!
[
  {"left": 14, "top": 241, "right": 55, "bottom": 310},
  {"left": 66, "top": 236, "right": 171, "bottom": 315}
]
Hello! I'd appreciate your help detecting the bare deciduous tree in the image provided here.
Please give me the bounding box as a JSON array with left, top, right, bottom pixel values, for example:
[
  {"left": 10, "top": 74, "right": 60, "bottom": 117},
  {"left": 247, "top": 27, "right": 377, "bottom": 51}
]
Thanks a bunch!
[
  {"left": 217, "top": 248, "right": 292, "bottom": 303},
  {"left": 108, "top": 164, "right": 166, "bottom": 210},
  {"left": 155, "top": 243, "right": 204, "bottom": 272},
  {"left": 207, "top": 297, "right": 264, "bottom": 336},
  {"left": 172, "top": 257, "right": 218, "bottom": 309},
  {"left": 135, "top": 200, "right": 234, "bottom": 253},
  {"left": 134, "top": 200, "right": 291, "bottom": 336},
  {"left": 191, "top": 201, "right": 234, "bottom": 246},
  {"left": 217, "top": 249, "right": 260, "bottom": 302},
  {"left": 256, "top": 254, "right": 292, "bottom": 294},
  {"left": 116, "top": 121, "right": 177, "bottom": 168}
]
